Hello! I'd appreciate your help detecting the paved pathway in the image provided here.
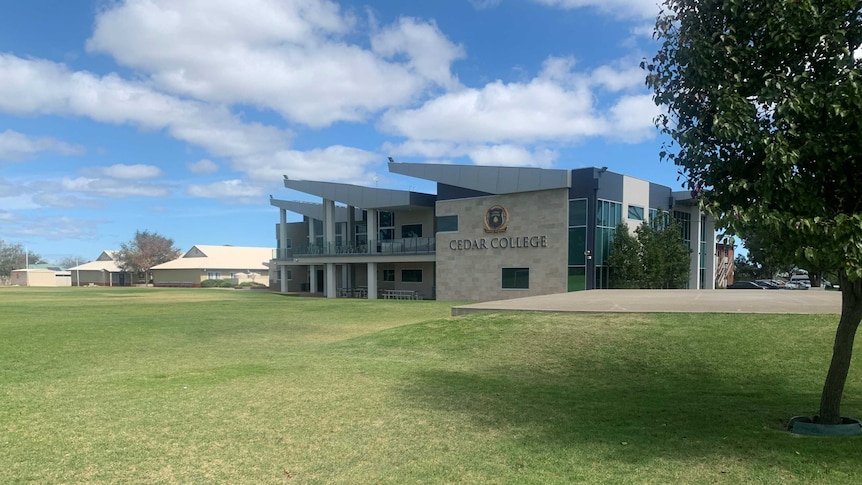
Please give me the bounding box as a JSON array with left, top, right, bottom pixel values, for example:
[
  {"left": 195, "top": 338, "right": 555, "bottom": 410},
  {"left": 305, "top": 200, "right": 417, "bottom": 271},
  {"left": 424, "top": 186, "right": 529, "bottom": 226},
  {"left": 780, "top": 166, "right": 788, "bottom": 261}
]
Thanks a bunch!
[{"left": 452, "top": 288, "right": 842, "bottom": 316}]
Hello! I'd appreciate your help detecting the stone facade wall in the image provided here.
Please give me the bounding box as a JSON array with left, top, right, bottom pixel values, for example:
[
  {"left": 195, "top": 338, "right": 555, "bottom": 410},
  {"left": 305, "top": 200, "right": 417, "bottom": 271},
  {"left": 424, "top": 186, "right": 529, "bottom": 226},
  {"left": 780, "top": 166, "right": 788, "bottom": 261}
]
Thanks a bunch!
[{"left": 436, "top": 188, "right": 569, "bottom": 302}]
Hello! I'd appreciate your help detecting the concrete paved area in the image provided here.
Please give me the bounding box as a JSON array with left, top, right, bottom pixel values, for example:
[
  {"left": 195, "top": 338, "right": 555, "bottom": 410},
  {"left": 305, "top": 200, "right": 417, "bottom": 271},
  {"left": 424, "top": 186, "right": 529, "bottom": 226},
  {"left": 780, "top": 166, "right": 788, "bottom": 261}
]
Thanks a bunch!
[{"left": 452, "top": 288, "right": 842, "bottom": 316}]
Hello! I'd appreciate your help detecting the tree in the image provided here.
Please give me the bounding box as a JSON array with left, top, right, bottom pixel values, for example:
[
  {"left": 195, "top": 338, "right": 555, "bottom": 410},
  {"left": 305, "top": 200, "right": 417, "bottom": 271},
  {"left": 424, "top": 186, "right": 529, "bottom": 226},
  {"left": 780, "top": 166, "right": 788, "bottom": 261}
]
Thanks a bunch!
[
  {"left": 0, "top": 240, "right": 43, "bottom": 283},
  {"left": 608, "top": 214, "right": 691, "bottom": 289},
  {"left": 115, "top": 231, "right": 181, "bottom": 284},
  {"left": 648, "top": 0, "right": 862, "bottom": 424},
  {"left": 57, "top": 256, "right": 87, "bottom": 270},
  {"left": 639, "top": 216, "right": 692, "bottom": 289},
  {"left": 608, "top": 223, "right": 643, "bottom": 288}
]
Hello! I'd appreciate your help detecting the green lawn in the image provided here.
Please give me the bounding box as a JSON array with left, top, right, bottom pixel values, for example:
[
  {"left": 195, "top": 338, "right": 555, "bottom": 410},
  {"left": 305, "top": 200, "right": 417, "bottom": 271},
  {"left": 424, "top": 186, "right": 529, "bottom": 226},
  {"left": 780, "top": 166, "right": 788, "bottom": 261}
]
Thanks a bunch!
[{"left": 1, "top": 287, "right": 860, "bottom": 484}]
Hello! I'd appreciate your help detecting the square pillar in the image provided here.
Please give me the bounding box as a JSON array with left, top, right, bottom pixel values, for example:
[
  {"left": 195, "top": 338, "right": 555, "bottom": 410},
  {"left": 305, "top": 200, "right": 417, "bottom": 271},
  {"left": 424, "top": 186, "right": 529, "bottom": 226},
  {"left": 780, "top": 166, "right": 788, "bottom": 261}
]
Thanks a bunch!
[{"left": 367, "top": 262, "right": 377, "bottom": 299}]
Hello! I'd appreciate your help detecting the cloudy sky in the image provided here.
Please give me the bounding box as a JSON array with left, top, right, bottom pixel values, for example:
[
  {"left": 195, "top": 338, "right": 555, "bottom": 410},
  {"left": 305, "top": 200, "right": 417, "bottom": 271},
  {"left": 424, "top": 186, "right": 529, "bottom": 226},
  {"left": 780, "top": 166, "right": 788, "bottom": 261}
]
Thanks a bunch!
[{"left": 1, "top": 0, "right": 674, "bottom": 263}]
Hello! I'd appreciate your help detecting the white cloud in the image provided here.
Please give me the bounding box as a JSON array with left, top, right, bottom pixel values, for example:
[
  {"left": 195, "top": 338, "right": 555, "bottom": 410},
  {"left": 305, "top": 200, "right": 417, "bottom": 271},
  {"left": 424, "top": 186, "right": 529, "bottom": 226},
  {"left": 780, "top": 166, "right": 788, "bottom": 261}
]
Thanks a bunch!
[
  {"left": 0, "top": 178, "right": 23, "bottom": 197},
  {"left": 0, "top": 130, "right": 85, "bottom": 162},
  {"left": 380, "top": 77, "right": 603, "bottom": 143},
  {"left": 1, "top": 215, "right": 102, "bottom": 241},
  {"left": 533, "top": 0, "right": 660, "bottom": 20},
  {"left": 85, "top": 0, "right": 463, "bottom": 127},
  {"left": 370, "top": 17, "right": 465, "bottom": 90},
  {"left": 187, "top": 159, "right": 219, "bottom": 174},
  {"left": 187, "top": 179, "right": 265, "bottom": 202},
  {"left": 467, "top": 145, "right": 558, "bottom": 167},
  {"left": 0, "top": 54, "right": 292, "bottom": 160},
  {"left": 237, "top": 145, "right": 380, "bottom": 184},
  {"left": 607, "top": 94, "right": 661, "bottom": 142},
  {"left": 61, "top": 177, "right": 170, "bottom": 198},
  {"left": 32, "top": 193, "right": 105, "bottom": 209},
  {"left": 99, "top": 164, "right": 163, "bottom": 180},
  {"left": 380, "top": 56, "right": 657, "bottom": 146}
]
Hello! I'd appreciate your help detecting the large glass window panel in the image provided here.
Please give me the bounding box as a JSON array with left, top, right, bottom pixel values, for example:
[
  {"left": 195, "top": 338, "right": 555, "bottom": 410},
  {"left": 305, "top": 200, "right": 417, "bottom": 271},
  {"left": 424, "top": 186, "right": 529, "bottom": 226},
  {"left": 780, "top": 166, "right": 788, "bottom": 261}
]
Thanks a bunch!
[
  {"left": 568, "top": 227, "right": 586, "bottom": 265},
  {"left": 436, "top": 215, "right": 458, "bottom": 232},
  {"left": 628, "top": 205, "right": 644, "bottom": 221},
  {"left": 568, "top": 267, "right": 586, "bottom": 291},
  {"left": 401, "top": 224, "right": 422, "bottom": 238},
  {"left": 502, "top": 268, "right": 530, "bottom": 289},
  {"left": 401, "top": 269, "right": 422, "bottom": 282},
  {"left": 568, "top": 199, "right": 587, "bottom": 227}
]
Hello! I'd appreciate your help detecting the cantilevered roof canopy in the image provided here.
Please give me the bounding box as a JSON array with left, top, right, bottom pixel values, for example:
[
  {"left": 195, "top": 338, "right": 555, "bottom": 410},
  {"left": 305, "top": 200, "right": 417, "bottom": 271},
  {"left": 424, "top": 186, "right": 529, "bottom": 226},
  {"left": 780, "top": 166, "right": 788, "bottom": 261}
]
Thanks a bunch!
[
  {"left": 270, "top": 199, "right": 362, "bottom": 221},
  {"left": 388, "top": 162, "right": 570, "bottom": 194},
  {"left": 282, "top": 179, "right": 436, "bottom": 210}
]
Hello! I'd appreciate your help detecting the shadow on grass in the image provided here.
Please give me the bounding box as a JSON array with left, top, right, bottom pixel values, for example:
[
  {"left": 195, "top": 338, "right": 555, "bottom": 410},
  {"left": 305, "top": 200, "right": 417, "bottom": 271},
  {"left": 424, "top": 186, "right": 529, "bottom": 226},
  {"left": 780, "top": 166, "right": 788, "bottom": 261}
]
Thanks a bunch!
[{"left": 396, "top": 361, "right": 860, "bottom": 467}]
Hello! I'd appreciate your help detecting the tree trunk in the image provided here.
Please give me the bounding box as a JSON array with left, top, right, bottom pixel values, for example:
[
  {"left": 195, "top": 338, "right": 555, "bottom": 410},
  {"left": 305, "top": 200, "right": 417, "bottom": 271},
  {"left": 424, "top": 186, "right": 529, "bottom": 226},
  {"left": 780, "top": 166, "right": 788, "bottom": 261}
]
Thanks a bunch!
[{"left": 818, "top": 272, "right": 862, "bottom": 424}]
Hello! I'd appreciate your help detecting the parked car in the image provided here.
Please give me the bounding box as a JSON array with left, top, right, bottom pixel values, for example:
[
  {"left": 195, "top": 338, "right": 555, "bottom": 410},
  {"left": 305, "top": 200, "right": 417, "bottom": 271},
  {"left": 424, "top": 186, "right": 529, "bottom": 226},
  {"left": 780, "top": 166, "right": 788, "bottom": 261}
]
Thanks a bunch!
[
  {"left": 727, "top": 281, "right": 767, "bottom": 289},
  {"left": 754, "top": 280, "right": 781, "bottom": 289}
]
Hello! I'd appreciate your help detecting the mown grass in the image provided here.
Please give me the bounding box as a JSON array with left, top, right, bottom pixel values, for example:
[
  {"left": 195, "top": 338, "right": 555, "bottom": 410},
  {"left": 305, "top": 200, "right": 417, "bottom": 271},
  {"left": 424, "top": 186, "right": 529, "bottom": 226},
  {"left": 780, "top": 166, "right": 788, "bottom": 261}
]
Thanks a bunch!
[{"left": 1, "top": 287, "right": 860, "bottom": 484}]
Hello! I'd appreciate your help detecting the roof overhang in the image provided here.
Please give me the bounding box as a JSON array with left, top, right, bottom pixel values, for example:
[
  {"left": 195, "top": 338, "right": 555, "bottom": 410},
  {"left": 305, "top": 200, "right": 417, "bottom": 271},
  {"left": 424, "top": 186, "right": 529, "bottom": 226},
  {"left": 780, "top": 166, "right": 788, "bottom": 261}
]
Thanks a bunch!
[
  {"left": 387, "top": 162, "right": 571, "bottom": 194},
  {"left": 270, "top": 199, "right": 363, "bottom": 221},
  {"left": 282, "top": 179, "right": 435, "bottom": 210}
]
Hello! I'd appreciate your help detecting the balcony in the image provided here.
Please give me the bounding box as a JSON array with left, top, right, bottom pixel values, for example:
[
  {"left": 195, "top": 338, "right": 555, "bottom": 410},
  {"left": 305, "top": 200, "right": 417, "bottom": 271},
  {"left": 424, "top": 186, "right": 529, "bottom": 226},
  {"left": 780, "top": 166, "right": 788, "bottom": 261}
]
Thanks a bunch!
[{"left": 273, "top": 237, "right": 436, "bottom": 261}]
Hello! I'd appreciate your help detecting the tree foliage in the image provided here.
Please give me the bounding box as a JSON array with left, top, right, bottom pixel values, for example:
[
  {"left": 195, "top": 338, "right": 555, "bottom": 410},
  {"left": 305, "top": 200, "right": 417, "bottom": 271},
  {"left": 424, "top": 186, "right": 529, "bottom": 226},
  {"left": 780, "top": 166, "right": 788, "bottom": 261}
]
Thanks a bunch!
[
  {"left": 115, "top": 231, "right": 181, "bottom": 282},
  {"left": 648, "top": 0, "right": 862, "bottom": 424},
  {"left": 57, "top": 256, "right": 87, "bottom": 270},
  {"left": 608, "top": 214, "right": 692, "bottom": 289},
  {"left": 0, "top": 240, "right": 43, "bottom": 281}
]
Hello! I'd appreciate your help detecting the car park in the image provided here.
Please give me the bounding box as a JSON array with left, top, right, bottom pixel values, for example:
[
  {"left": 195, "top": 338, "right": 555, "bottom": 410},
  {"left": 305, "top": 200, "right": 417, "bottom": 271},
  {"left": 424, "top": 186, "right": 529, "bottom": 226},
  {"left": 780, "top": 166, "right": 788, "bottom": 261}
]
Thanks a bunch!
[{"left": 727, "top": 281, "right": 768, "bottom": 289}]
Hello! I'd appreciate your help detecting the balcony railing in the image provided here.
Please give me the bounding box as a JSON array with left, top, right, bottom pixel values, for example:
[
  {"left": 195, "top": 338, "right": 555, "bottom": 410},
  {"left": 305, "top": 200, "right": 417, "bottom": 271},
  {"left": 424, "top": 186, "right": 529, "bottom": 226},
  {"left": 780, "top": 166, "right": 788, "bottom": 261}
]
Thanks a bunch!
[{"left": 273, "top": 237, "right": 436, "bottom": 260}]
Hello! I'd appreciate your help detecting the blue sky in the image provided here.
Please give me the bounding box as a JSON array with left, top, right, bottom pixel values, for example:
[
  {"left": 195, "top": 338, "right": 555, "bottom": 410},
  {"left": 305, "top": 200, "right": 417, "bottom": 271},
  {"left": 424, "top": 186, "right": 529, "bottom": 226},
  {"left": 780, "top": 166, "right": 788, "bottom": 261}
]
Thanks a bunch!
[{"left": 0, "top": 0, "right": 683, "bottom": 263}]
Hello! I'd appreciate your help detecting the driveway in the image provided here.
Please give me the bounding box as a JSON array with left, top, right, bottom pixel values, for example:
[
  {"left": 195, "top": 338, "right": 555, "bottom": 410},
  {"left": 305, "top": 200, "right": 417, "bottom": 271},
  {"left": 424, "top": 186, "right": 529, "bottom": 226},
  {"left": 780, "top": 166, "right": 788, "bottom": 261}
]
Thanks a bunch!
[{"left": 451, "top": 288, "right": 842, "bottom": 316}]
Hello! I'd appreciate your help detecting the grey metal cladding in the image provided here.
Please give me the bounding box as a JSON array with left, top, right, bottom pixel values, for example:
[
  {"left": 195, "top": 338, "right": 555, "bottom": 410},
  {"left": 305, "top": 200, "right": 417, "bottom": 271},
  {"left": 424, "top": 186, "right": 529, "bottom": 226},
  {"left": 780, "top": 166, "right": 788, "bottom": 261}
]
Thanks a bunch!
[
  {"left": 269, "top": 199, "right": 360, "bottom": 221},
  {"left": 388, "top": 162, "right": 569, "bottom": 194},
  {"left": 649, "top": 182, "right": 672, "bottom": 210},
  {"left": 596, "top": 170, "right": 624, "bottom": 202},
  {"left": 282, "top": 179, "right": 434, "bottom": 208}
]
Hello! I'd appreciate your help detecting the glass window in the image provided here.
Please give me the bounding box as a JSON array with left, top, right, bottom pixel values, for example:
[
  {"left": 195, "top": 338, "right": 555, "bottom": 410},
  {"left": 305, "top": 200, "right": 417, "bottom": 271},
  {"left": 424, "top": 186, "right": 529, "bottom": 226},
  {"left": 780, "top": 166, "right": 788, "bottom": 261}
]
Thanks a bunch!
[
  {"left": 287, "top": 269, "right": 293, "bottom": 281},
  {"left": 207, "top": 272, "right": 221, "bottom": 280},
  {"left": 436, "top": 215, "right": 458, "bottom": 232},
  {"left": 568, "top": 227, "right": 586, "bottom": 265},
  {"left": 379, "top": 228, "right": 395, "bottom": 241},
  {"left": 378, "top": 211, "right": 394, "bottom": 228},
  {"left": 568, "top": 199, "right": 587, "bottom": 227},
  {"left": 401, "top": 224, "right": 422, "bottom": 238},
  {"left": 628, "top": 205, "right": 644, "bottom": 221},
  {"left": 502, "top": 268, "right": 530, "bottom": 289},
  {"left": 285, "top": 238, "right": 292, "bottom": 249},
  {"left": 383, "top": 269, "right": 395, "bottom": 282},
  {"left": 568, "top": 267, "right": 586, "bottom": 291},
  {"left": 401, "top": 269, "right": 422, "bottom": 282}
]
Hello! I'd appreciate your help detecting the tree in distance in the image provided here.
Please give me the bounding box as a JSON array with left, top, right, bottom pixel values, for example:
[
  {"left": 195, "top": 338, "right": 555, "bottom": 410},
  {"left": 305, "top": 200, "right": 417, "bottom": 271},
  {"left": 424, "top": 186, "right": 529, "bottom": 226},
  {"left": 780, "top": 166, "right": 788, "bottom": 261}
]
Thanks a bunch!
[
  {"left": 0, "top": 240, "right": 43, "bottom": 283},
  {"left": 115, "top": 231, "right": 181, "bottom": 284},
  {"left": 608, "top": 213, "right": 691, "bottom": 289},
  {"left": 647, "top": 0, "right": 862, "bottom": 425}
]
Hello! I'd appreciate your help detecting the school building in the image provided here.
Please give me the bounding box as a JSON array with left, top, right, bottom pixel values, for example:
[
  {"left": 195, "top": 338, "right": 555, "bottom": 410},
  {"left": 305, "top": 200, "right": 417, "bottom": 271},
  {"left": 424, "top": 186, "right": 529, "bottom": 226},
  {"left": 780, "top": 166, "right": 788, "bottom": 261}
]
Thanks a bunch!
[{"left": 270, "top": 162, "right": 715, "bottom": 302}]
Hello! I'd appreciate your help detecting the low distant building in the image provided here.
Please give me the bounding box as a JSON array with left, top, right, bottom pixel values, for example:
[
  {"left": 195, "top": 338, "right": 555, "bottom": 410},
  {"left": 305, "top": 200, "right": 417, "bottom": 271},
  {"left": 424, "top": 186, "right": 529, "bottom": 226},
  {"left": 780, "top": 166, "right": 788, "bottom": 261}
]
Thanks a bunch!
[
  {"left": 715, "top": 240, "right": 735, "bottom": 288},
  {"left": 68, "top": 250, "right": 134, "bottom": 286},
  {"left": 11, "top": 268, "right": 71, "bottom": 287},
  {"left": 150, "top": 245, "right": 273, "bottom": 287}
]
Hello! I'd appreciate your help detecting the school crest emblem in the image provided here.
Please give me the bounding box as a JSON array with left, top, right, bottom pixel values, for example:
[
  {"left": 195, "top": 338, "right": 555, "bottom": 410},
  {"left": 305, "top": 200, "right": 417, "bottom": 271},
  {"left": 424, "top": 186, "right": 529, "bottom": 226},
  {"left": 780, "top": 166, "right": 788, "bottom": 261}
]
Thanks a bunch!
[{"left": 484, "top": 205, "right": 509, "bottom": 233}]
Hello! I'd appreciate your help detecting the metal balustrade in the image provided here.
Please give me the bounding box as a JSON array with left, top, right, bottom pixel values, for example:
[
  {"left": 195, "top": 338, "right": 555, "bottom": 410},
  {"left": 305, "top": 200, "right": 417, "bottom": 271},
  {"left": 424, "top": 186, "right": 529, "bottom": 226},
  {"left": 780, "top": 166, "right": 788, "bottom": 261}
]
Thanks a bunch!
[{"left": 272, "top": 237, "right": 435, "bottom": 260}]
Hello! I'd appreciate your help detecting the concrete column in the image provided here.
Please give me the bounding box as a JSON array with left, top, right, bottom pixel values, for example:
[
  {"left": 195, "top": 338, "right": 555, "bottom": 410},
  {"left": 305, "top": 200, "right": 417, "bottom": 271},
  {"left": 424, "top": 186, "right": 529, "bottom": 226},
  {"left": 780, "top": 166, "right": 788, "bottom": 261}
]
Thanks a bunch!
[
  {"left": 367, "top": 262, "right": 377, "bottom": 300},
  {"left": 309, "top": 264, "right": 317, "bottom": 294},
  {"left": 689, "top": 208, "right": 702, "bottom": 289},
  {"left": 326, "top": 263, "right": 336, "bottom": 298},
  {"left": 324, "top": 199, "right": 335, "bottom": 249},
  {"left": 280, "top": 266, "right": 288, "bottom": 293},
  {"left": 367, "top": 209, "right": 378, "bottom": 254},
  {"left": 279, "top": 208, "right": 288, "bottom": 260}
]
